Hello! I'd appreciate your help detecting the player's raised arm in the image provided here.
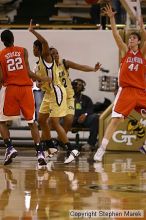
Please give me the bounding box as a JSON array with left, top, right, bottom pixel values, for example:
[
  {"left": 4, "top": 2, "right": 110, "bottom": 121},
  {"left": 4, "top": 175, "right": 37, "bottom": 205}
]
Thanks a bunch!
[
  {"left": 138, "top": 16, "right": 146, "bottom": 39},
  {"left": 28, "top": 19, "right": 52, "bottom": 62},
  {"left": 102, "top": 4, "right": 128, "bottom": 57},
  {"left": 138, "top": 16, "right": 146, "bottom": 58}
]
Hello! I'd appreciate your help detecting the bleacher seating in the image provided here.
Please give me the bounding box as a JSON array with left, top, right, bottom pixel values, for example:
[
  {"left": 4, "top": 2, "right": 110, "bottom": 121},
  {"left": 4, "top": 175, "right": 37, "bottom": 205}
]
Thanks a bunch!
[
  {"left": 0, "top": 0, "right": 21, "bottom": 23},
  {"left": 0, "top": 0, "right": 146, "bottom": 27},
  {"left": 49, "top": 0, "right": 92, "bottom": 24},
  {"left": 13, "top": 0, "right": 57, "bottom": 24}
]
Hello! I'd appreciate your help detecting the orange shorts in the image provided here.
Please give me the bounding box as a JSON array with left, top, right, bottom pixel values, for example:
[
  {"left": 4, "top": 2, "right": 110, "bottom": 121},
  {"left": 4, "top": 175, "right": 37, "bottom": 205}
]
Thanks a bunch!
[
  {"left": 3, "top": 85, "right": 35, "bottom": 121},
  {"left": 113, "top": 87, "right": 146, "bottom": 117}
]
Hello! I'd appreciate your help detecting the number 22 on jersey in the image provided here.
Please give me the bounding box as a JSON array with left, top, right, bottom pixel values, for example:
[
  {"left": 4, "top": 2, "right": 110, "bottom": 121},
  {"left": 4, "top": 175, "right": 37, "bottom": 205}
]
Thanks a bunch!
[{"left": 7, "top": 57, "right": 23, "bottom": 71}]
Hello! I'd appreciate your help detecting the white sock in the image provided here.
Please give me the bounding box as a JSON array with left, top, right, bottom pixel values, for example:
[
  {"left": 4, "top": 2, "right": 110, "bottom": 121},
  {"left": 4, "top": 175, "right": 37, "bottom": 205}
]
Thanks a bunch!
[{"left": 101, "top": 138, "right": 109, "bottom": 150}]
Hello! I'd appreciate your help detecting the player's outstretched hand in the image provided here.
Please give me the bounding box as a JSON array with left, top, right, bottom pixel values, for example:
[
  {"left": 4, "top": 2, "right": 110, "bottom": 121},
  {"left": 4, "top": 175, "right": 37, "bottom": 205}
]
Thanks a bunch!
[
  {"left": 101, "top": 4, "right": 116, "bottom": 18},
  {"left": 28, "top": 19, "right": 33, "bottom": 32},
  {"left": 137, "top": 16, "right": 145, "bottom": 29},
  {"left": 94, "top": 62, "right": 101, "bottom": 72}
]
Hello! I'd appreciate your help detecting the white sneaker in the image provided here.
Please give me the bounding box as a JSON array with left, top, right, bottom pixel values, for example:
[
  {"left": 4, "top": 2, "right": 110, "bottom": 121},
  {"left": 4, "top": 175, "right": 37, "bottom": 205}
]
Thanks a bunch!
[
  {"left": 93, "top": 147, "right": 105, "bottom": 162},
  {"left": 64, "top": 149, "right": 80, "bottom": 164},
  {"left": 37, "top": 151, "right": 47, "bottom": 166}
]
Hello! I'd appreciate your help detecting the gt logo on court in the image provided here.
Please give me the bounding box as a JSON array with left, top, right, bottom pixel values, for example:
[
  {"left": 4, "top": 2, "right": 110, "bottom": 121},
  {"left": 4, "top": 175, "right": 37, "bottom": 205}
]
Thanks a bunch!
[{"left": 112, "top": 130, "right": 137, "bottom": 145}]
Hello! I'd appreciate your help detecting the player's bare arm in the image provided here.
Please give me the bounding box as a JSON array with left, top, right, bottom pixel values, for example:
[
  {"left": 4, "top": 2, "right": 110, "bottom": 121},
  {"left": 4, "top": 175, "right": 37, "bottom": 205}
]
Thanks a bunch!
[
  {"left": 138, "top": 16, "right": 146, "bottom": 40},
  {"left": 102, "top": 4, "right": 127, "bottom": 57},
  {"left": 138, "top": 16, "right": 146, "bottom": 58},
  {"left": 24, "top": 48, "right": 51, "bottom": 83},
  {"left": 29, "top": 19, "right": 52, "bottom": 63},
  {"left": 29, "top": 70, "right": 52, "bottom": 84},
  {"left": 65, "top": 60, "right": 101, "bottom": 72}
]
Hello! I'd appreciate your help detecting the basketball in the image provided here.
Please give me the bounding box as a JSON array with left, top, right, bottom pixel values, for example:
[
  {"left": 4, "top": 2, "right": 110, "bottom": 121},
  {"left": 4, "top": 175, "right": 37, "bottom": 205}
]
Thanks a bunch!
[{"left": 85, "top": 0, "right": 99, "bottom": 4}]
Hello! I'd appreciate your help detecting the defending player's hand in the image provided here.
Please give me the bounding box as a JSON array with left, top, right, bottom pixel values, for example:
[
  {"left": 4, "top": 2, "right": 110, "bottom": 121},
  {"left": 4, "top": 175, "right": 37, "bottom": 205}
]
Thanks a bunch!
[
  {"left": 28, "top": 19, "right": 34, "bottom": 32},
  {"left": 137, "top": 16, "right": 145, "bottom": 30},
  {"left": 28, "top": 19, "right": 39, "bottom": 32},
  {"left": 101, "top": 4, "right": 116, "bottom": 18},
  {"left": 94, "top": 62, "right": 101, "bottom": 72}
]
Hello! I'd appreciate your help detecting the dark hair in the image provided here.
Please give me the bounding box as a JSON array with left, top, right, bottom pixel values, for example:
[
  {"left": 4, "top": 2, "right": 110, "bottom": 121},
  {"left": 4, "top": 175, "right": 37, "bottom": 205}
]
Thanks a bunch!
[
  {"left": 72, "top": 78, "right": 86, "bottom": 91},
  {"left": 33, "top": 40, "right": 42, "bottom": 52},
  {"left": 49, "top": 47, "right": 57, "bottom": 53},
  {"left": 129, "top": 32, "right": 141, "bottom": 41},
  {"left": 50, "top": 46, "right": 55, "bottom": 50},
  {"left": 1, "top": 29, "right": 14, "bottom": 47}
]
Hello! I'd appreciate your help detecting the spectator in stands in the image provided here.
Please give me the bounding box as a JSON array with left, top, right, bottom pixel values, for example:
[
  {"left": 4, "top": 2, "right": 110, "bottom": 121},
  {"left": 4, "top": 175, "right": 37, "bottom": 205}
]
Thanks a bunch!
[
  {"left": 90, "top": 0, "right": 125, "bottom": 28},
  {"left": 112, "top": 0, "right": 125, "bottom": 24},
  {"left": 90, "top": 0, "right": 111, "bottom": 29},
  {"left": 72, "top": 78, "right": 99, "bottom": 151}
]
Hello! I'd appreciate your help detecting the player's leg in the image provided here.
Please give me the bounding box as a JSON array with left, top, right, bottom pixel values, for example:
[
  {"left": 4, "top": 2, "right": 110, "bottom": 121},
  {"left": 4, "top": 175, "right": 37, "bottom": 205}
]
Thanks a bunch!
[
  {"left": 50, "top": 94, "right": 79, "bottom": 163},
  {"left": 94, "top": 87, "right": 136, "bottom": 161},
  {"left": 38, "top": 99, "right": 57, "bottom": 156},
  {"left": 55, "top": 97, "right": 75, "bottom": 150},
  {"left": 62, "top": 98, "right": 75, "bottom": 133},
  {"left": 0, "top": 121, "right": 18, "bottom": 165},
  {"left": 28, "top": 122, "right": 47, "bottom": 165},
  {"left": 0, "top": 86, "right": 18, "bottom": 165},
  {"left": 62, "top": 114, "right": 74, "bottom": 134},
  {"left": 94, "top": 117, "right": 123, "bottom": 161},
  {"left": 20, "top": 86, "right": 47, "bottom": 165}
]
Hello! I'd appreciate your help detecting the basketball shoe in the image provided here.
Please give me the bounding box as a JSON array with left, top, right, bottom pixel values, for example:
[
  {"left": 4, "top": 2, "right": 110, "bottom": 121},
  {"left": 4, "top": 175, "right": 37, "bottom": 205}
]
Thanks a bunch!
[
  {"left": 37, "top": 151, "right": 47, "bottom": 166},
  {"left": 64, "top": 149, "right": 80, "bottom": 164},
  {"left": 4, "top": 147, "right": 18, "bottom": 165},
  {"left": 139, "top": 145, "right": 146, "bottom": 154}
]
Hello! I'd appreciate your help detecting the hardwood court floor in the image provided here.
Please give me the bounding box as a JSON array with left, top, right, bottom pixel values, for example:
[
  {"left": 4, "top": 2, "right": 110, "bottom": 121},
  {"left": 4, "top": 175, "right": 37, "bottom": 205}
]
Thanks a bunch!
[{"left": 0, "top": 148, "right": 146, "bottom": 220}]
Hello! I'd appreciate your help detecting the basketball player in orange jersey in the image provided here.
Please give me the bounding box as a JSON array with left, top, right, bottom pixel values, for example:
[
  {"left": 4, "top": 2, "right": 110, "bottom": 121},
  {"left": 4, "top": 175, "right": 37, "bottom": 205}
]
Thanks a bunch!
[
  {"left": 0, "top": 29, "right": 51, "bottom": 166},
  {"left": 94, "top": 4, "right": 146, "bottom": 161}
]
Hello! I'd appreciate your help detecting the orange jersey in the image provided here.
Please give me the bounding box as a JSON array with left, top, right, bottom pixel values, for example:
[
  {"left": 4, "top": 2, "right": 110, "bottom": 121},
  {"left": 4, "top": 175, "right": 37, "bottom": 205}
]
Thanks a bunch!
[
  {"left": 0, "top": 46, "right": 33, "bottom": 86},
  {"left": 119, "top": 50, "right": 146, "bottom": 89}
]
